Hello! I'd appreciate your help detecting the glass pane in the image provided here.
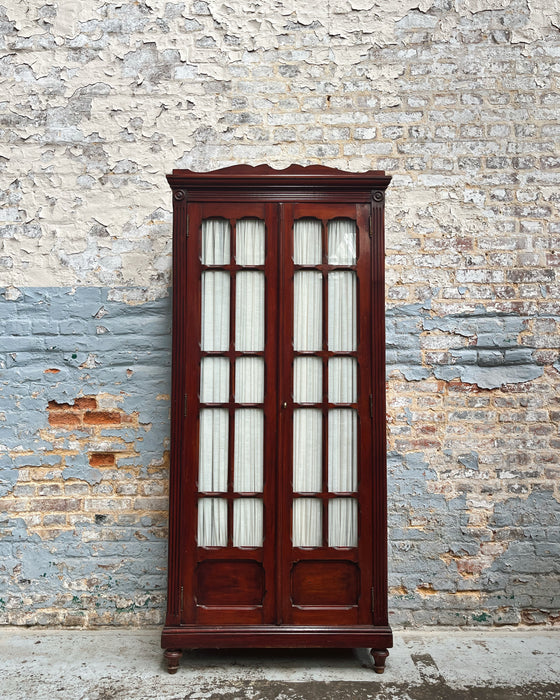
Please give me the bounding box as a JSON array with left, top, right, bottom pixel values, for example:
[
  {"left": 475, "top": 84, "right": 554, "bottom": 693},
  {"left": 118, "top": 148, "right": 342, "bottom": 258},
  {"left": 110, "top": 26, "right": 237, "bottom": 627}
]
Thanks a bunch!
[
  {"left": 201, "top": 218, "right": 230, "bottom": 265},
  {"left": 197, "top": 498, "right": 227, "bottom": 546},
  {"left": 328, "top": 357, "right": 357, "bottom": 403},
  {"left": 293, "top": 356, "right": 322, "bottom": 403},
  {"left": 233, "top": 409, "right": 263, "bottom": 492},
  {"left": 233, "top": 498, "right": 263, "bottom": 547},
  {"left": 328, "top": 271, "right": 356, "bottom": 351},
  {"left": 236, "top": 219, "right": 265, "bottom": 265},
  {"left": 294, "top": 218, "right": 322, "bottom": 265},
  {"left": 201, "top": 271, "right": 230, "bottom": 351},
  {"left": 293, "top": 408, "right": 322, "bottom": 492},
  {"left": 328, "top": 409, "right": 357, "bottom": 492},
  {"left": 235, "top": 357, "right": 264, "bottom": 403},
  {"left": 328, "top": 498, "right": 357, "bottom": 547},
  {"left": 198, "top": 408, "right": 228, "bottom": 492},
  {"left": 200, "top": 357, "right": 229, "bottom": 403},
  {"left": 235, "top": 271, "right": 265, "bottom": 351},
  {"left": 294, "top": 270, "right": 322, "bottom": 351},
  {"left": 293, "top": 498, "right": 322, "bottom": 547},
  {"left": 328, "top": 218, "right": 356, "bottom": 265}
]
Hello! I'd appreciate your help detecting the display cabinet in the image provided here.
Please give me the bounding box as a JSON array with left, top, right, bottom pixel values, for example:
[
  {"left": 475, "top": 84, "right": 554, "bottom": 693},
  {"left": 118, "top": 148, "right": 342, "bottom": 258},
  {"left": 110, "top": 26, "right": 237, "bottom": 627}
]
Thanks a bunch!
[{"left": 162, "top": 165, "right": 392, "bottom": 673}]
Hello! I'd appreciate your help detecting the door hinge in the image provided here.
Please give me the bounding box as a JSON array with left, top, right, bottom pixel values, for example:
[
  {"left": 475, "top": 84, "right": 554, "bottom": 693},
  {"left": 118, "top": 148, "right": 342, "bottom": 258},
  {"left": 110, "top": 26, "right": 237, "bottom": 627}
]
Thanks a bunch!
[
  {"left": 186, "top": 214, "right": 189, "bottom": 238},
  {"left": 371, "top": 587, "right": 375, "bottom": 612},
  {"left": 184, "top": 394, "right": 188, "bottom": 417},
  {"left": 180, "top": 585, "right": 184, "bottom": 613},
  {"left": 369, "top": 394, "right": 373, "bottom": 418},
  {"left": 368, "top": 215, "right": 373, "bottom": 237}
]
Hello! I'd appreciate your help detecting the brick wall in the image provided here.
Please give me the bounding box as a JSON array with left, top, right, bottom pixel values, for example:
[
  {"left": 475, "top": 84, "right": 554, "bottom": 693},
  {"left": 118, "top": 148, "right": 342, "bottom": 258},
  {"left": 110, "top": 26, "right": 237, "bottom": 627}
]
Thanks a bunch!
[{"left": 1, "top": 0, "right": 559, "bottom": 626}]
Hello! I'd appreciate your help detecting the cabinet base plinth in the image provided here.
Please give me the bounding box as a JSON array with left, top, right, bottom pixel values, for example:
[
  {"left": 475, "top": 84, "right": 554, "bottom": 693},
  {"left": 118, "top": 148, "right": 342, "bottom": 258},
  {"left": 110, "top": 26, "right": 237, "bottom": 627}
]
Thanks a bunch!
[{"left": 162, "top": 625, "right": 392, "bottom": 672}]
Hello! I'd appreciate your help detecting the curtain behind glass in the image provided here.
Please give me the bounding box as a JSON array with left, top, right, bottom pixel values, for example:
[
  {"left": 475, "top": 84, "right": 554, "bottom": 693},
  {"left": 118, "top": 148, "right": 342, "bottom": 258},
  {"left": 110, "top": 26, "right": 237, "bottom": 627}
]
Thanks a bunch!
[
  {"left": 202, "top": 218, "right": 230, "bottom": 265},
  {"left": 236, "top": 219, "right": 265, "bottom": 265}
]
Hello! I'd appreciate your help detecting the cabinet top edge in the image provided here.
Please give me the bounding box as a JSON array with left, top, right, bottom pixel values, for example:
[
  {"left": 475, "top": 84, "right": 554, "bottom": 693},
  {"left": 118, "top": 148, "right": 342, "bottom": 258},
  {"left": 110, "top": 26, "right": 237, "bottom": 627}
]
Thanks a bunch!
[{"left": 167, "top": 164, "right": 391, "bottom": 190}]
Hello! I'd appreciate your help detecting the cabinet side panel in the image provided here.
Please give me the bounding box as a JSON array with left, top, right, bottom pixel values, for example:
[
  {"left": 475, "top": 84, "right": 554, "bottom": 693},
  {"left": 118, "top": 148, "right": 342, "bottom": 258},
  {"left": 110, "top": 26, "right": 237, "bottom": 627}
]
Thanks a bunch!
[
  {"left": 371, "top": 193, "right": 389, "bottom": 626},
  {"left": 165, "top": 190, "right": 189, "bottom": 626}
]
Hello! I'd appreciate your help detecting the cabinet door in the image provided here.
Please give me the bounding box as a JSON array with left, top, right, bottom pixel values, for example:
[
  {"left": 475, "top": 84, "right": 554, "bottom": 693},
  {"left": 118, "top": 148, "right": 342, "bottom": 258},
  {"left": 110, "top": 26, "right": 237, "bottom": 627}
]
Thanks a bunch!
[
  {"left": 278, "top": 203, "right": 374, "bottom": 625},
  {"left": 181, "top": 202, "right": 278, "bottom": 625}
]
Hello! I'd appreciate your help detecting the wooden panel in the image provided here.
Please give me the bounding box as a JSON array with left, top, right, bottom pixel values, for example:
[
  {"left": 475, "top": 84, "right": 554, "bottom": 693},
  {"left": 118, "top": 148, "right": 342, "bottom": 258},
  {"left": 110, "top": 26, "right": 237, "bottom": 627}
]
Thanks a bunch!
[
  {"left": 291, "top": 560, "right": 359, "bottom": 607},
  {"left": 196, "top": 560, "right": 264, "bottom": 606}
]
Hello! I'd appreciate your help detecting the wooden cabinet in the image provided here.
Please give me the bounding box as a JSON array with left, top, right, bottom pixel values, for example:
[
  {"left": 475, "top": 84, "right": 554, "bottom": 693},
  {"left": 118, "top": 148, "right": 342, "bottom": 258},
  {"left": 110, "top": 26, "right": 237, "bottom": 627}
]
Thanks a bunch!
[{"left": 162, "top": 165, "right": 392, "bottom": 673}]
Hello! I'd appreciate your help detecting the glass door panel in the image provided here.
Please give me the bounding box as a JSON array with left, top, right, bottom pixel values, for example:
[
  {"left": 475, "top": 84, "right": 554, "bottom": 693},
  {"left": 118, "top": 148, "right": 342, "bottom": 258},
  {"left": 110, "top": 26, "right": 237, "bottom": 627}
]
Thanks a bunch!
[
  {"left": 291, "top": 215, "right": 359, "bottom": 550},
  {"left": 283, "top": 203, "right": 370, "bottom": 626},
  {"left": 197, "top": 216, "right": 267, "bottom": 549},
  {"left": 185, "top": 203, "right": 276, "bottom": 627}
]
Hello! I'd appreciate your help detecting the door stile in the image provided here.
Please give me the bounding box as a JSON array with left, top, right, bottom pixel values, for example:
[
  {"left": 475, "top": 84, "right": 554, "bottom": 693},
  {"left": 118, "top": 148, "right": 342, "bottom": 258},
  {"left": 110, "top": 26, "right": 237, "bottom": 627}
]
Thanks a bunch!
[
  {"left": 226, "top": 217, "right": 236, "bottom": 548},
  {"left": 320, "top": 218, "right": 329, "bottom": 550},
  {"left": 276, "top": 201, "right": 289, "bottom": 626},
  {"left": 262, "top": 201, "right": 280, "bottom": 624}
]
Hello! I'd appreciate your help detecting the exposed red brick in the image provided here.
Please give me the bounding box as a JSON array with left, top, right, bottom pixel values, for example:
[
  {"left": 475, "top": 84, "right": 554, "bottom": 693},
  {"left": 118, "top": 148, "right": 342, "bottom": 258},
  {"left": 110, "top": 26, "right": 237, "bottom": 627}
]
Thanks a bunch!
[
  {"left": 44, "top": 368, "right": 61, "bottom": 374},
  {"left": 89, "top": 452, "right": 116, "bottom": 467},
  {"left": 83, "top": 411, "right": 121, "bottom": 426},
  {"left": 73, "top": 397, "right": 98, "bottom": 410},
  {"left": 48, "top": 412, "right": 81, "bottom": 428}
]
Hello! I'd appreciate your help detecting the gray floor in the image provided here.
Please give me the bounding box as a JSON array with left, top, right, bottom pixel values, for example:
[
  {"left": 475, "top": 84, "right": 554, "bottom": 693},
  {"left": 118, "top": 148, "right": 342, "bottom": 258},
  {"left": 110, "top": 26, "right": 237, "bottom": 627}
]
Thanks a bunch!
[{"left": 1, "top": 627, "right": 559, "bottom": 699}]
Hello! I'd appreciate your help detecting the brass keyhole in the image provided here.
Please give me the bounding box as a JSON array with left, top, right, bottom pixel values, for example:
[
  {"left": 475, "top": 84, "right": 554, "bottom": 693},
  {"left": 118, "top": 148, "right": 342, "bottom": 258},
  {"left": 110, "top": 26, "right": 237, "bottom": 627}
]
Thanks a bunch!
[{"left": 282, "top": 402, "right": 287, "bottom": 409}]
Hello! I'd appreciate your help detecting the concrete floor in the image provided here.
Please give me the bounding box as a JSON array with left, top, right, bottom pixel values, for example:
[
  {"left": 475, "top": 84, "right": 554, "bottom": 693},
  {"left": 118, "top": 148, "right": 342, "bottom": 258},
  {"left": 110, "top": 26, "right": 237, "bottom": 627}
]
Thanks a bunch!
[{"left": 0, "top": 627, "right": 559, "bottom": 699}]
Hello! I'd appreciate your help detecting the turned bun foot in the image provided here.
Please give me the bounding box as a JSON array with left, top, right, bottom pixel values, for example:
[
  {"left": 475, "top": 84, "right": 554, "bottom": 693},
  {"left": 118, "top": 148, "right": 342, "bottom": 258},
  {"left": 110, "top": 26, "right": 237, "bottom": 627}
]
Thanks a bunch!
[
  {"left": 164, "top": 648, "right": 183, "bottom": 674},
  {"left": 371, "top": 648, "right": 389, "bottom": 673}
]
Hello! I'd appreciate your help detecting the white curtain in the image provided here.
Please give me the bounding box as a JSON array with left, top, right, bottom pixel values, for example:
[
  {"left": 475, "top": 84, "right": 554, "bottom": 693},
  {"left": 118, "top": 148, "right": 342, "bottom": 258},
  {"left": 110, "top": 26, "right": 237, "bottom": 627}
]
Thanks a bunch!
[
  {"left": 328, "top": 218, "right": 356, "bottom": 265},
  {"left": 328, "top": 498, "right": 357, "bottom": 547},
  {"left": 328, "top": 357, "right": 356, "bottom": 403},
  {"left": 202, "top": 218, "right": 230, "bottom": 265},
  {"left": 236, "top": 219, "right": 265, "bottom": 265},
  {"left": 201, "top": 271, "right": 230, "bottom": 351},
  {"left": 198, "top": 219, "right": 231, "bottom": 546},
  {"left": 294, "top": 218, "right": 321, "bottom": 264},
  {"left": 328, "top": 271, "right": 356, "bottom": 351},
  {"left": 198, "top": 498, "right": 227, "bottom": 547},
  {"left": 234, "top": 498, "right": 263, "bottom": 547},
  {"left": 293, "top": 356, "right": 322, "bottom": 403},
  {"left": 234, "top": 409, "right": 263, "bottom": 492},
  {"left": 235, "top": 356, "right": 264, "bottom": 403},
  {"left": 292, "top": 223, "right": 323, "bottom": 547},
  {"left": 200, "top": 357, "right": 229, "bottom": 403},
  {"left": 236, "top": 271, "right": 264, "bottom": 351},
  {"left": 293, "top": 408, "right": 322, "bottom": 492},
  {"left": 294, "top": 271, "right": 322, "bottom": 351},
  {"left": 291, "top": 217, "right": 358, "bottom": 549},
  {"left": 198, "top": 218, "right": 266, "bottom": 548},
  {"left": 328, "top": 409, "right": 357, "bottom": 492},
  {"left": 198, "top": 408, "right": 228, "bottom": 492},
  {"left": 293, "top": 498, "right": 322, "bottom": 547}
]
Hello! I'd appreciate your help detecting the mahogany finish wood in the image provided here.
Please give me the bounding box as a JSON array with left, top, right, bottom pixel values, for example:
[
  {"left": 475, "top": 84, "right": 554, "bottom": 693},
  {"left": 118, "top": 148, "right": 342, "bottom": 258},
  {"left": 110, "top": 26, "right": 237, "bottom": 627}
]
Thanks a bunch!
[{"left": 163, "top": 164, "right": 392, "bottom": 675}]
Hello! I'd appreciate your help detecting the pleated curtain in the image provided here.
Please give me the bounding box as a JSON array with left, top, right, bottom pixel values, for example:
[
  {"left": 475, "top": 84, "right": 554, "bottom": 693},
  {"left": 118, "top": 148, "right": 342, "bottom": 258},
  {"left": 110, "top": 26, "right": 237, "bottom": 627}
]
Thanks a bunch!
[
  {"left": 292, "top": 218, "right": 358, "bottom": 548},
  {"left": 197, "top": 216, "right": 358, "bottom": 549},
  {"left": 198, "top": 218, "right": 265, "bottom": 547}
]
